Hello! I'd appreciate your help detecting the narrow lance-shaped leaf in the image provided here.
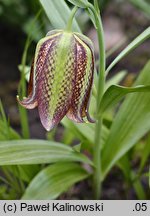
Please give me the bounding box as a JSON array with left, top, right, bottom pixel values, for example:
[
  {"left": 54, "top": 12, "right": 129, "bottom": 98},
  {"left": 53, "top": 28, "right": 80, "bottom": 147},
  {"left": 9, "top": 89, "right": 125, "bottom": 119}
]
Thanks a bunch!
[
  {"left": 22, "top": 163, "right": 89, "bottom": 200},
  {"left": 102, "top": 61, "right": 150, "bottom": 179},
  {"left": 18, "top": 65, "right": 30, "bottom": 82},
  {"left": 62, "top": 117, "right": 109, "bottom": 149},
  {"left": 0, "top": 101, "right": 20, "bottom": 140},
  {"left": 139, "top": 135, "right": 150, "bottom": 173},
  {"left": 100, "top": 84, "right": 150, "bottom": 114},
  {"left": 105, "top": 70, "right": 127, "bottom": 90},
  {"left": 40, "top": 0, "right": 81, "bottom": 32},
  {"left": 143, "top": 171, "right": 150, "bottom": 184},
  {"left": 129, "top": 0, "right": 150, "bottom": 17},
  {"left": 4, "top": 165, "right": 40, "bottom": 183},
  {"left": 117, "top": 155, "right": 146, "bottom": 199},
  {"left": 106, "top": 27, "right": 150, "bottom": 74},
  {"left": 0, "top": 120, "right": 20, "bottom": 140},
  {"left": 132, "top": 172, "right": 146, "bottom": 199},
  {"left": 0, "top": 140, "right": 93, "bottom": 165},
  {"left": 117, "top": 155, "right": 131, "bottom": 182},
  {"left": 67, "top": 0, "right": 89, "bottom": 8}
]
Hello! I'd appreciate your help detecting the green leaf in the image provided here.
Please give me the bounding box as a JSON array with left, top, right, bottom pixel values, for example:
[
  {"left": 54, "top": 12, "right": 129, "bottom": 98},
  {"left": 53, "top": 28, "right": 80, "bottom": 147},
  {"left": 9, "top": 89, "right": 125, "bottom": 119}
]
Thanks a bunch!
[
  {"left": 40, "top": 0, "right": 81, "bottom": 32},
  {"left": 129, "top": 0, "right": 150, "bottom": 17},
  {"left": 0, "top": 101, "right": 20, "bottom": 140},
  {"left": 0, "top": 120, "right": 20, "bottom": 140},
  {"left": 86, "top": 8, "right": 97, "bottom": 29},
  {"left": 0, "top": 140, "right": 92, "bottom": 165},
  {"left": 102, "top": 61, "right": 150, "bottom": 179},
  {"left": 106, "top": 27, "right": 150, "bottom": 74},
  {"left": 132, "top": 173, "right": 146, "bottom": 199},
  {"left": 62, "top": 117, "right": 94, "bottom": 145},
  {"left": 23, "top": 15, "right": 44, "bottom": 42},
  {"left": 62, "top": 118, "right": 109, "bottom": 150},
  {"left": 105, "top": 70, "right": 127, "bottom": 90},
  {"left": 18, "top": 165, "right": 40, "bottom": 183},
  {"left": 18, "top": 65, "right": 30, "bottom": 82},
  {"left": 139, "top": 134, "right": 150, "bottom": 173},
  {"left": 67, "top": 0, "right": 89, "bottom": 8},
  {"left": 73, "top": 143, "right": 81, "bottom": 152},
  {"left": 100, "top": 84, "right": 150, "bottom": 114},
  {"left": 117, "top": 156, "right": 147, "bottom": 200},
  {"left": 6, "top": 165, "right": 40, "bottom": 183},
  {"left": 149, "top": 168, "right": 150, "bottom": 188},
  {"left": 22, "top": 162, "right": 89, "bottom": 199},
  {"left": 117, "top": 155, "right": 131, "bottom": 183}
]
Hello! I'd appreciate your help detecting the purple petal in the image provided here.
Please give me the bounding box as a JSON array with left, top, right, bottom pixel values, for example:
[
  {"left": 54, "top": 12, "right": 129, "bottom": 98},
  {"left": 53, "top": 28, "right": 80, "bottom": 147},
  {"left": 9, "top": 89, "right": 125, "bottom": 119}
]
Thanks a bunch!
[
  {"left": 17, "top": 60, "right": 38, "bottom": 109},
  {"left": 17, "top": 33, "right": 61, "bottom": 111},
  {"left": 66, "top": 36, "right": 95, "bottom": 123},
  {"left": 37, "top": 34, "right": 77, "bottom": 131}
]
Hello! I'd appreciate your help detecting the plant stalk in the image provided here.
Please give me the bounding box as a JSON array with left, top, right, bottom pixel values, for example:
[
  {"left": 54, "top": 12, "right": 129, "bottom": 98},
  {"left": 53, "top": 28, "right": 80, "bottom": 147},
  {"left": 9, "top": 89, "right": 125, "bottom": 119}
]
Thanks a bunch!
[
  {"left": 66, "top": 6, "right": 78, "bottom": 31},
  {"left": 18, "top": 38, "right": 30, "bottom": 139},
  {"left": 18, "top": 10, "right": 41, "bottom": 138},
  {"left": 88, "top": 3, "right": 106, "bottom": 199}
]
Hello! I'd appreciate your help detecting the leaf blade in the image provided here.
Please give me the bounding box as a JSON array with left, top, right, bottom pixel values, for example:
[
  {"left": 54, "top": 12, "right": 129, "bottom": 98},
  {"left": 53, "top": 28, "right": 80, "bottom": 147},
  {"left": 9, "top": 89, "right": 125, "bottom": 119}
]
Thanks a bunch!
[
  {"left": 40, "top": 0, "right": 81, "bottom": 32},
  {"left": 102, "top": 61, "right": 150, "bottom": 179},
  {"left": 106, "top": 27, "right": 150, "bottom": 74},
  {"left": 100, "top": 84, "right": 150, "bottom": 114},
  {"left": 22, "top": 162, "right": 89, "bottom": 199},
  {"left": 67, "top": 0, "right": 89, "bottom": 8},
  {"left": 0, "top": 140, "right": 92, "bottom": 165}
]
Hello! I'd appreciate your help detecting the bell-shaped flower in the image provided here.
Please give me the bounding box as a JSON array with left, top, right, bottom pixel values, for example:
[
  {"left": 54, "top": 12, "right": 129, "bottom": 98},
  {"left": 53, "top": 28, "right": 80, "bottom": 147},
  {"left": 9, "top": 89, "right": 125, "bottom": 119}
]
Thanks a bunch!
[{"left": 17, "top": 30, "right": 95, "bottom": 131}]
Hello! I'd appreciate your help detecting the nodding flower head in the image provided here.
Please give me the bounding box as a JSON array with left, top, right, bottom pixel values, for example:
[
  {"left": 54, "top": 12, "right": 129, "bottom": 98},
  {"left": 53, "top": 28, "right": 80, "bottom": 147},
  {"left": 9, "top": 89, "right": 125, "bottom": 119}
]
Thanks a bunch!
[{"left": 17, "top": 30, "right": 95, "bottom": 131}]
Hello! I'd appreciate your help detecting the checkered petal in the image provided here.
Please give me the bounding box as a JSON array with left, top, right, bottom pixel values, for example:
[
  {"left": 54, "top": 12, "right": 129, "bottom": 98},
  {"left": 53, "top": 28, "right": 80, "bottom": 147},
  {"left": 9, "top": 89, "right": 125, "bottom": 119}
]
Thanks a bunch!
[
  {"left": 17, "top": 30, "right": 95, "bottom": 131},
  {"left": 17, "top": 60, "right": 38, "bottom": 109},
  {"left": 66, "top": 33, "right": 95, "bottom": 123},
  {"left": 37, "top": 33, "right": 76, "bottom": 131}
]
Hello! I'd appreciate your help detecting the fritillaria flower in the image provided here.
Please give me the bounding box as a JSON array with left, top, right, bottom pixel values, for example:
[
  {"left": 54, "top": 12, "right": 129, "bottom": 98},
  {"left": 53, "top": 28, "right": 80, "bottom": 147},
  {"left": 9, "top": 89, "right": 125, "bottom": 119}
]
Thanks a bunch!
[{"left": 17, "top": 30, "right": 95, "bottom": 131}]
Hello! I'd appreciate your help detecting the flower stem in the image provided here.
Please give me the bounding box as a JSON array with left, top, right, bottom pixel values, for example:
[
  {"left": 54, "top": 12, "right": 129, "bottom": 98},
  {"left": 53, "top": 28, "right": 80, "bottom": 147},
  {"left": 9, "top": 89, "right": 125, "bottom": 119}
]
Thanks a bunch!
[
  {"left": 66, "top": 6, "right": 78, "bottom": 32},
  {"left": 18, "top": 10, "right": 41, "bottom": 139},
  {"left": 88, "top": 3, "right": 106, "bottom": 199},
  {"left": 18, "top": 37, "right": 30, "bottom": 139}
]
